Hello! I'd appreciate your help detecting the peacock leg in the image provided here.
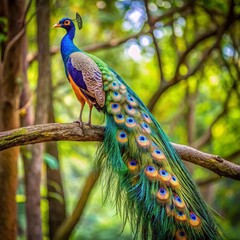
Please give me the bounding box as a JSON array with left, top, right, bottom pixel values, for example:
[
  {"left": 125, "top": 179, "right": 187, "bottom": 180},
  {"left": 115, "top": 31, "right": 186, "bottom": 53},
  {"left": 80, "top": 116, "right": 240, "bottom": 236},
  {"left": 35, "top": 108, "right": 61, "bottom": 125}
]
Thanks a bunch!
[
  {"left": 87, "top": 104, "right": 93, "bottom": 127},
  {"left": 75, "top": 102, "right": 85, "bottom": 127}
]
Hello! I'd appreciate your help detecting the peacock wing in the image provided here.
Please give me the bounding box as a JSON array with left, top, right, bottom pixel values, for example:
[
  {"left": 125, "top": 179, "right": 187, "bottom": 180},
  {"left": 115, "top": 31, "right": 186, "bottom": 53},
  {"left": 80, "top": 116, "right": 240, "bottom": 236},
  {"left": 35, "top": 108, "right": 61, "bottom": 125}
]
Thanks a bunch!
[{"left": 68, "top": 52, "right": 105, "bottom": 107}]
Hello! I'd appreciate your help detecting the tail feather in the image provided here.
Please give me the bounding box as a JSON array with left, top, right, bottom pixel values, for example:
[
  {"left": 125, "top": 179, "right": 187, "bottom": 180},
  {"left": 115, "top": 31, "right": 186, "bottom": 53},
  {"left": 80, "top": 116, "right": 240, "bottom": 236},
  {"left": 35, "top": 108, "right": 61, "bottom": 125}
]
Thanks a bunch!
[{"left": 94, "top": 61, "right": 223, "bottom": 239}]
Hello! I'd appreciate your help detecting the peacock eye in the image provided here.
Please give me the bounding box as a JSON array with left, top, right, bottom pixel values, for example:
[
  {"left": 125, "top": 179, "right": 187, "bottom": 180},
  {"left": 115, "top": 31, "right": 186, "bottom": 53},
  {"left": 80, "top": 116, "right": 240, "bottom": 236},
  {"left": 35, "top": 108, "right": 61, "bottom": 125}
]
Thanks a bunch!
[{"left": 64, "top": 20, "right": 70, "bottom": 25}]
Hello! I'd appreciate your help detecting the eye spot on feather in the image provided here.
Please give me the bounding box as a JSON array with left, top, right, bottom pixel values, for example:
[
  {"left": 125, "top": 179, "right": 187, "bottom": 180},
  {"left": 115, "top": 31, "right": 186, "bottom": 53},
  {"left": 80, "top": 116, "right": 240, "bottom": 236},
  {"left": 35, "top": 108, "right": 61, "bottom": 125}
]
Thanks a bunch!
[
  {"left": 105, "top": 75, "right": 113, "bottom": 82},
  {"left": 144, "top": 166, "right": 158, "bottom": 181},
  {"left": 156, "top": 187, "right": 169, "bottom": 203},
  {"left": 112, "top": 103, "right": 118, "bottom": 108},
  {"left": 114, "top": 113, "right": 125, "bottom": 124},
  {"left": 124, "top": 104, "right": 137, "bottom": 116},
  {"left": 158, "top": 169, "right": 171, "bottom": 183},
  {"left": 110, "top": 91, "right": 123, "bottom": 102},
  {"left": 108, "top": 102, "right": 121, "bottom": 115},
  {"left": 127, "top": 160, "right": 139, "bottom": 173},
  {"left": 189, "top": 212, "right": 201, "bottom": 227},
  {"left": 129, "top": 160, "right": 137, "bottom": 166},
  {"left": 151, "top": 148, "right": 166, "bottom": 162},
  {"left": 160, "top": 188, "right": 166, "bottom": 194},
  {"left": 125, "top": 117, "right": 137, "bottom": 128},
  {"left": 173, "top": 195, "right": 186, "bottom": 210},
  {"left": 127, "top": 95, "right": 138, "bottom": 107},
  {"left": 136, "top": 135, "right": 151, "bottom": 148},
  {"left": 108, "top": 81, "right": 119, "bottom": 91},
  {"left": 179, "top": 231, "right": 185, "bottom": 236},
  {"left": 170, "top": 175, "right": 180, "bottom": 189},
  {"left": 174, "top": 211, "right": 187, "bottom": 222},
  {"left": 142, "top": 112, "right": 152, "bottom": 124},
  {"left": 175, "top": 230, "right": 187, "bottom": 240},
  {"left": 116, "top": 130, "right": 128, "bottom": 144},
  {"left": 120, "top": 84, "right": 126, "bottom": 90},
  {"left": 190, "top": 213, "right": 196, "bottom": 220},
  {"left": 119, "top": 83, "right": 127, "bottom": 94},
  {"left": 175, "top": 196, "right": 182, "bottom": 203},
  {"left": 141, "top": 122, "right": 151, "bottom": 134}
]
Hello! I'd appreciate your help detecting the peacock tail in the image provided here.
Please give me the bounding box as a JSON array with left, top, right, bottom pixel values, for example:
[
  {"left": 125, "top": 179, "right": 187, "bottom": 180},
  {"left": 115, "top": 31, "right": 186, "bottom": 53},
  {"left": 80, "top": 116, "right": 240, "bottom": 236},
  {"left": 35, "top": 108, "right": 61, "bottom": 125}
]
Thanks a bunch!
[
  {"left": 54, "top": 16, "right": 223, "bottom": 240},
  {"left": 93, "top": 57, "right": 222, "bottom": 240}
]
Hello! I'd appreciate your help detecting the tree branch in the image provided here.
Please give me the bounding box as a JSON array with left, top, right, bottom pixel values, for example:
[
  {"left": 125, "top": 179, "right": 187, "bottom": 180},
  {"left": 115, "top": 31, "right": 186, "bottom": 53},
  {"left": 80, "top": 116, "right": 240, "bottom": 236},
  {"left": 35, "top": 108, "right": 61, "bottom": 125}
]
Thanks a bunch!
[
  {"left": 172, "top": 143, "right": 240, "bottom": 180},
  {"left": 0, "top": 123, "right": 239, "bottom": 180},
  {"left": 147, "top": 0, "right": 238, "bottom": 112}
]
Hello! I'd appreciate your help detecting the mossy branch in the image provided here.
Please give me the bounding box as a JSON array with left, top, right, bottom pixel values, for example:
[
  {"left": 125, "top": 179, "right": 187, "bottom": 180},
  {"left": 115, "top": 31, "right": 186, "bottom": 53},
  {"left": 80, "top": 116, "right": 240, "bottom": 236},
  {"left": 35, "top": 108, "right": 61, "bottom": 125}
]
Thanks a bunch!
[{"left": 0, "top": 122, "right": 239, "bottom": 180}]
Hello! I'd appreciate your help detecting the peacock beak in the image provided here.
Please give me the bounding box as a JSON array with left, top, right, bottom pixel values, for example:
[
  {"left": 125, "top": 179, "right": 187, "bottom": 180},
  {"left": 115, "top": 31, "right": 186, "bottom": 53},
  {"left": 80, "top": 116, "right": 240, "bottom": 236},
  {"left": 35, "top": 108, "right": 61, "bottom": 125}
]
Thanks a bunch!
[{"left": 53, "top": 23, "right": 62, "bottom": 28}]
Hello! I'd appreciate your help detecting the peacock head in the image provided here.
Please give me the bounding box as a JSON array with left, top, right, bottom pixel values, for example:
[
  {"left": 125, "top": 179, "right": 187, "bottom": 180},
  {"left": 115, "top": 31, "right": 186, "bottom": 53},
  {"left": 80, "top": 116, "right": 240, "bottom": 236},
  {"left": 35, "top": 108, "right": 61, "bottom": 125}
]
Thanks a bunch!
[
  {"left": 53, "top": 13, "right": 82, "bottom": 32},
  {"left": 53, "top": 18, "right": 75, "bottom": 31}
]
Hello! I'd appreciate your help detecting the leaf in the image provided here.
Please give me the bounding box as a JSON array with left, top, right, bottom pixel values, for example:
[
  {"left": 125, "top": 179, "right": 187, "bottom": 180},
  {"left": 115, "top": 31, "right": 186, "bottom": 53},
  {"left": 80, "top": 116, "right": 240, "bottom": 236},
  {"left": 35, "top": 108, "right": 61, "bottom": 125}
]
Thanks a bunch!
[
  {"left": 48, "top": 192, "right": 64, "bottom": 204},
  {"left": 44, "top": 153, "right": 59, "bottom": 170}
]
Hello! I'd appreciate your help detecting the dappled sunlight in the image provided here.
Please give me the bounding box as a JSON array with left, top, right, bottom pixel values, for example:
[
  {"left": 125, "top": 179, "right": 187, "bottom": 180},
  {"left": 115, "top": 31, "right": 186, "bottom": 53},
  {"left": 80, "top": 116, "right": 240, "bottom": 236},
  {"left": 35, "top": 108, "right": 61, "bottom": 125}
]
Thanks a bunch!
[{"left": 0, "top": 0, "right": 239, "bottom": 239}]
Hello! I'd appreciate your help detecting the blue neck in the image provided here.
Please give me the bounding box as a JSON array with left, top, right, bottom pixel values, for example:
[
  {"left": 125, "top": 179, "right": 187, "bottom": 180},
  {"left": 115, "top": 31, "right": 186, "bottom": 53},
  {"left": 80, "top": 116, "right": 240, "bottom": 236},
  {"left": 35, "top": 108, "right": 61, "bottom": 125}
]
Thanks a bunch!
[{"left": 60, "top": 26, "right": 81, "bottom": 73}]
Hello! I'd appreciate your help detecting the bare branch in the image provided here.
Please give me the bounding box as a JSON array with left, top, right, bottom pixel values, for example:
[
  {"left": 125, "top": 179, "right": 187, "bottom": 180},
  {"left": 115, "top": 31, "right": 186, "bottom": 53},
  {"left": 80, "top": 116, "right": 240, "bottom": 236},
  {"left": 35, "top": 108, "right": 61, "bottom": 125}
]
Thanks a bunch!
[
  {"left": 0, "top": 123, "right": 239, "bottom": 180},
  {"left": 172, "top": 143, "right": 240, "bottom": 180}
]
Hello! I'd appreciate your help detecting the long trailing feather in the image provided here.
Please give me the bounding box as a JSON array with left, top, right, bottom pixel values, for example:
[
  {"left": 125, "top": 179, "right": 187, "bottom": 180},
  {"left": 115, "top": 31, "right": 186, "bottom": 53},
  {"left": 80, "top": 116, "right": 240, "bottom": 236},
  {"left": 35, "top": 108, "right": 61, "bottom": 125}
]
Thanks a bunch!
[{"left": 92, "top": 56, "right": 223, "bottom": 240}]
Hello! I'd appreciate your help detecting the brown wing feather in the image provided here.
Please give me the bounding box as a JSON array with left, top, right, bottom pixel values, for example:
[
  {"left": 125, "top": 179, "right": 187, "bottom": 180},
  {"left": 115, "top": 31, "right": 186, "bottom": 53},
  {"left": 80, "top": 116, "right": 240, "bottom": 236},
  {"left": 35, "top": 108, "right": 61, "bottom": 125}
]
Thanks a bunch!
[{"left": 70, "top": 52, "right": 105, "bottom": 107}]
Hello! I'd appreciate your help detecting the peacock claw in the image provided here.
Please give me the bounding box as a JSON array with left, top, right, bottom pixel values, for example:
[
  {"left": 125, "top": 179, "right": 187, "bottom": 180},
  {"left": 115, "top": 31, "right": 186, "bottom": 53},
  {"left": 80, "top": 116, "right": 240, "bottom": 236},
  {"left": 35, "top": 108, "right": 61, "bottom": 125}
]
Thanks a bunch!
[
  {"left": 74, "top": 119, "right": 83, "bottom": 128},
  {"left": 86, "top": 122, "right": 93, "bottom": 128}
]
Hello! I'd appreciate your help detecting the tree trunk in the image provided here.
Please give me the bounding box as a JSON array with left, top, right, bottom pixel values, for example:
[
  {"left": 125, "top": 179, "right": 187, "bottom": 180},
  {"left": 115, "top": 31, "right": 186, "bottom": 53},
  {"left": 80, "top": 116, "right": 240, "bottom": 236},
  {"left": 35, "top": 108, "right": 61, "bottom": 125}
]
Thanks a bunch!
[
  {"left": 19, "top": 32, "right": 34, "bottom": 239},
  {"left": 0, "top": 0, "right": 25, "bottom": 239},
  {"left": 46, "top": 142, "right": 66, "bottom": 240},
  {"left": 46, "top": 86, "right": 66, "bottom": 239},
  {"left": 25, "top": 0, "right": 51, "bottom": 239}
]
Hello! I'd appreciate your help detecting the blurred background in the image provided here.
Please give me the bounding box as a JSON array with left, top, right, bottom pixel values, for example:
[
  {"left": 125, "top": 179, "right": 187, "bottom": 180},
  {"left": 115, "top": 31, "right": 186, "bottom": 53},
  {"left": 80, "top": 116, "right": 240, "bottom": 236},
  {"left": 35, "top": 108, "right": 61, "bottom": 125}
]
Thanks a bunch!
[{"left": 0, "top": 0, "right": 240, "bottom": 239}]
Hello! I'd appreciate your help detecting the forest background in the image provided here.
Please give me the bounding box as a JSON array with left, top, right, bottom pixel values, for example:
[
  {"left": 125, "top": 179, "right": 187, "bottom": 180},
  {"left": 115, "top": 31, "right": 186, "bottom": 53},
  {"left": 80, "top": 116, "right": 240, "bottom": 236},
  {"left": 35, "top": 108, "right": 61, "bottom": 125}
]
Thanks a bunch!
[{"left": 0, "top": 0, "right": 240, "bottom": 239}]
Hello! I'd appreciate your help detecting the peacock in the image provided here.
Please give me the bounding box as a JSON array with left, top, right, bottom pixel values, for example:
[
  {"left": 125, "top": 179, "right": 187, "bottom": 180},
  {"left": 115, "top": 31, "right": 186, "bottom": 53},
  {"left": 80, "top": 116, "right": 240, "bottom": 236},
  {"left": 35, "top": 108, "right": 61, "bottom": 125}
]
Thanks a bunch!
[{"left": 53, "top": 14, "right": 223, "bottom": 240}]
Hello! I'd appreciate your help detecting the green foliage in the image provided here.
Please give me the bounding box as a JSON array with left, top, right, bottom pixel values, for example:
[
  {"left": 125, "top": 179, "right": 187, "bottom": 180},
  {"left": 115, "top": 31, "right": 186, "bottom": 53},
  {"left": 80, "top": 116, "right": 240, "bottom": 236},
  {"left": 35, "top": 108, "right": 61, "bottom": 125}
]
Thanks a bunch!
[
  {"left": 44, "top": 153, "right": 59, "bottom": 170},
  {"left": 16, "top": 0, "right": 240, "bottom": 239}
]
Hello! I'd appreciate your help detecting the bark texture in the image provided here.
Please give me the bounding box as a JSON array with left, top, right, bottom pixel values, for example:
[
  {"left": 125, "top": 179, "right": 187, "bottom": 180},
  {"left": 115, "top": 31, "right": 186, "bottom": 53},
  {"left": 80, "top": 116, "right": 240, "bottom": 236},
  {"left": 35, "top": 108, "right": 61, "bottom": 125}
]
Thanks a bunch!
[
  {"left": 24, "top": 0, "right": 51, "bottom": 239},
  {"left": 0, "top": 0, "right": 25, "bottom": 238}
]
